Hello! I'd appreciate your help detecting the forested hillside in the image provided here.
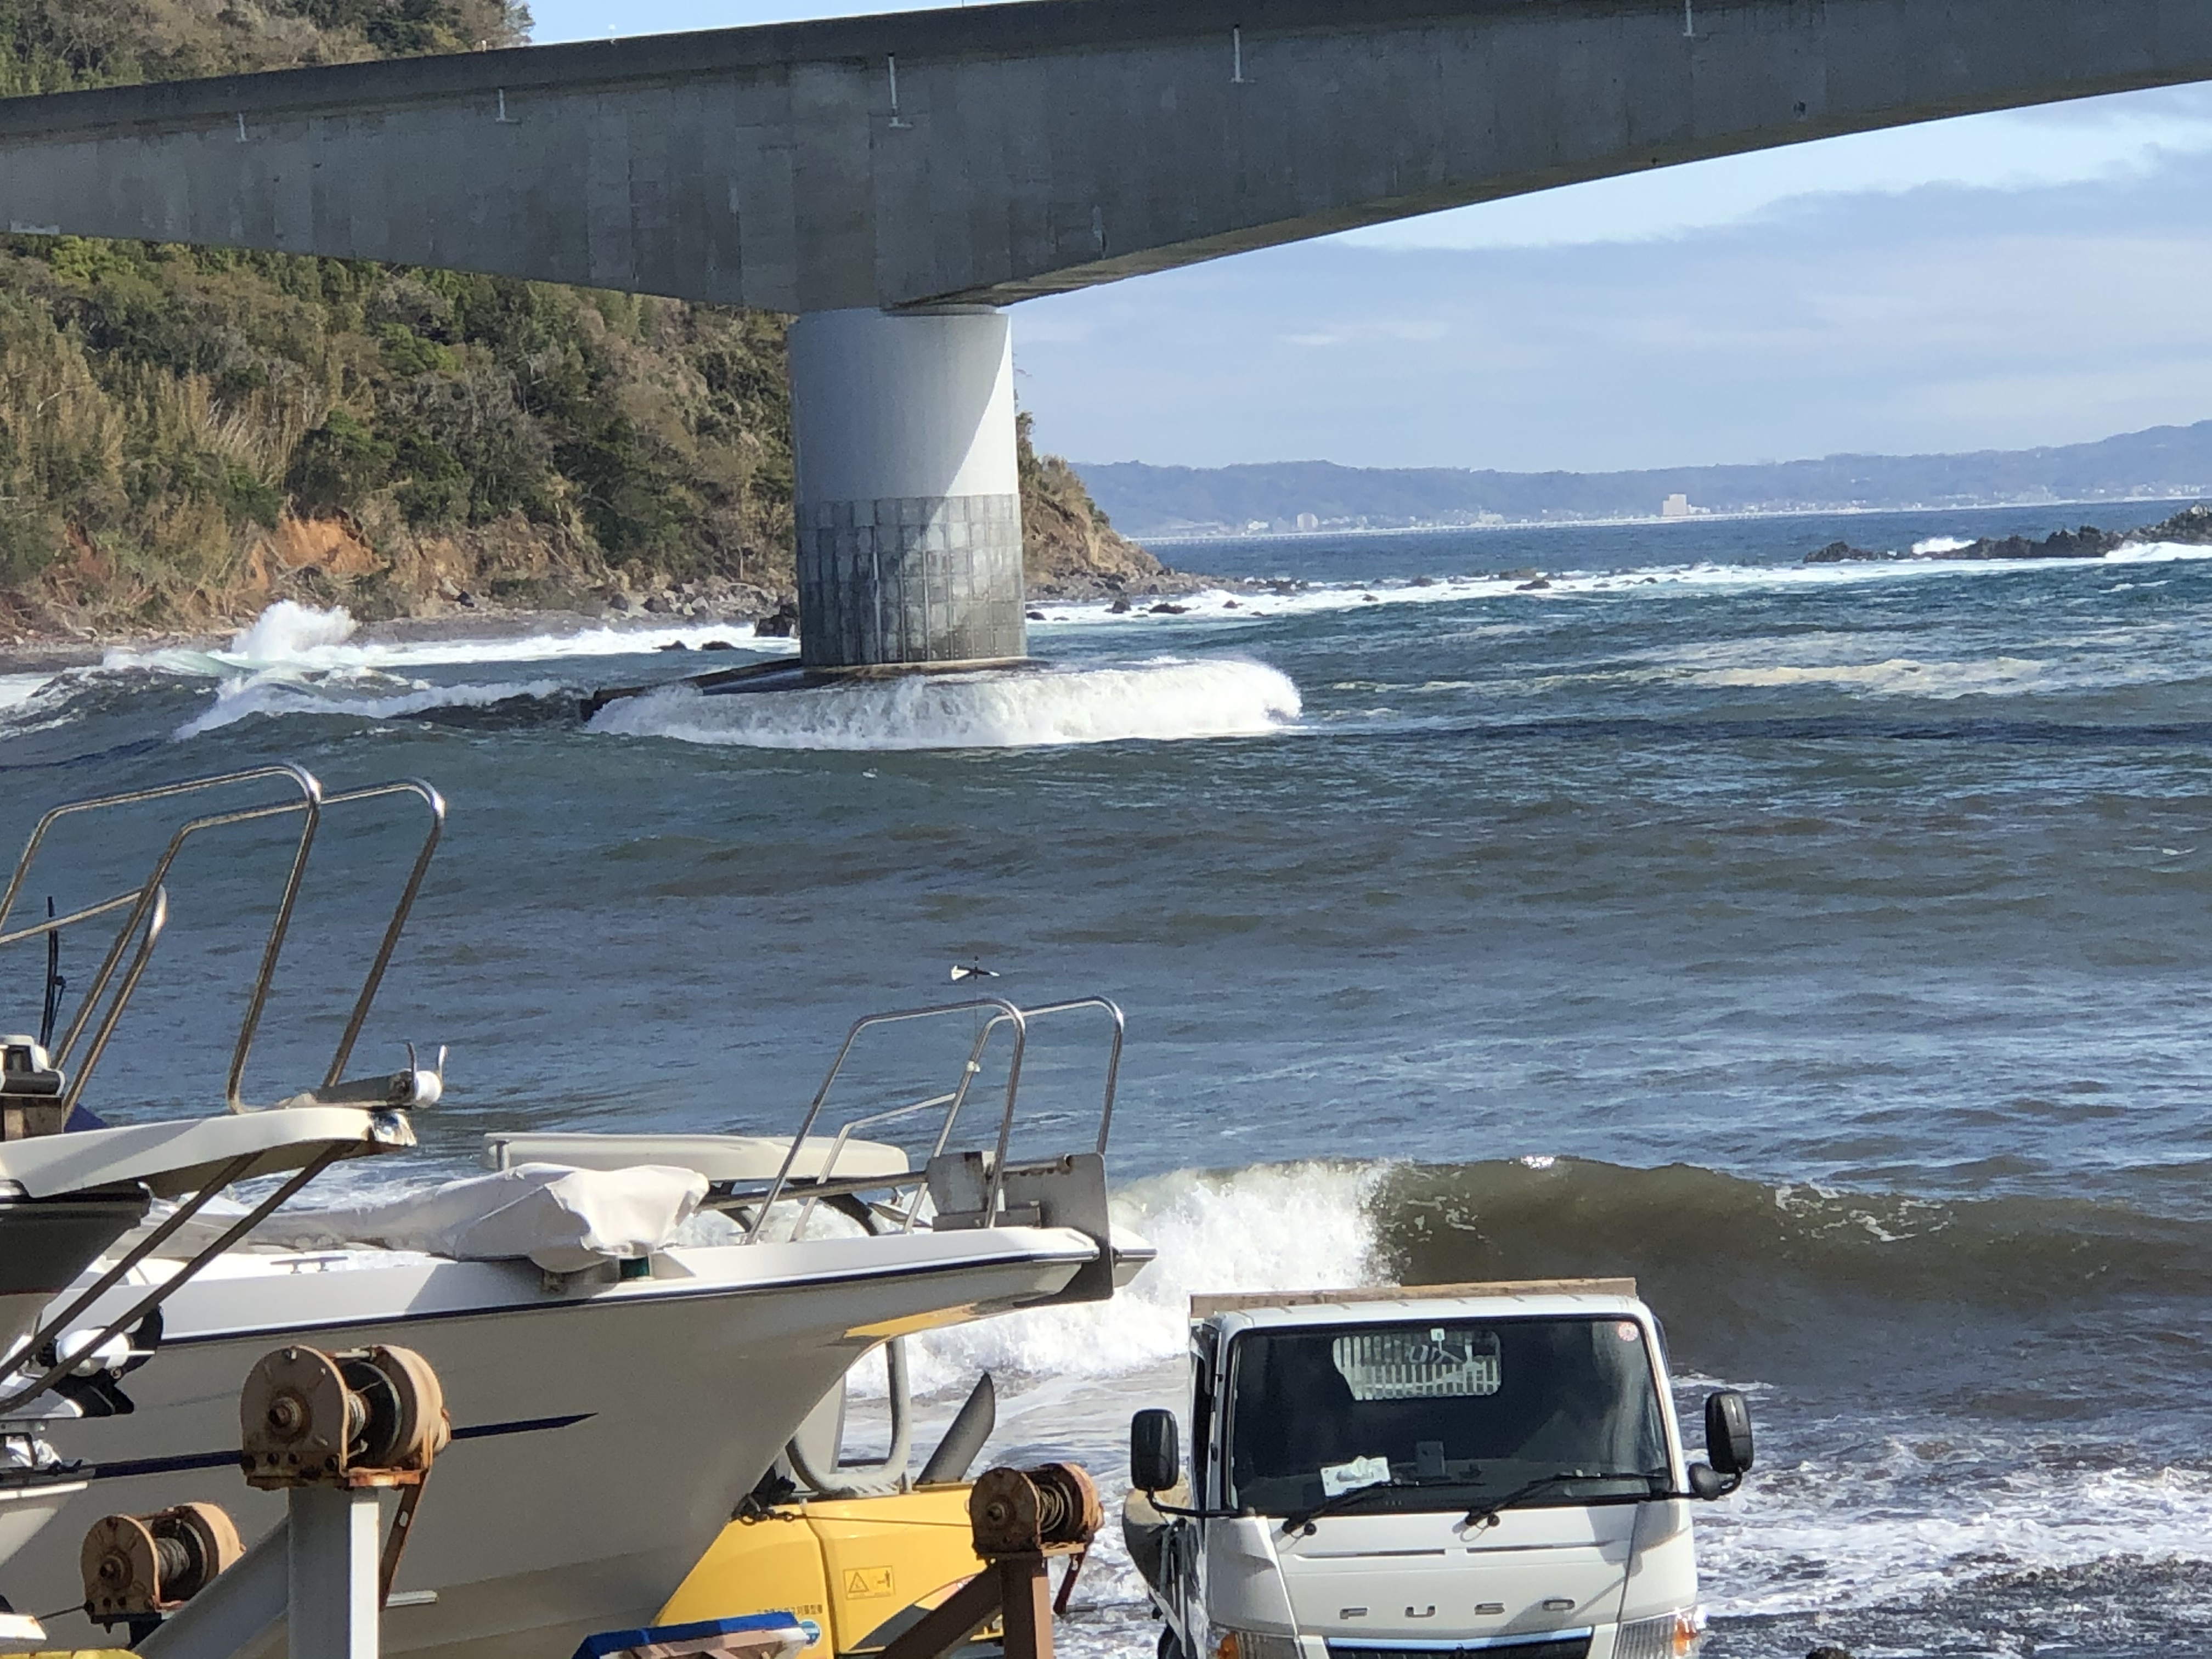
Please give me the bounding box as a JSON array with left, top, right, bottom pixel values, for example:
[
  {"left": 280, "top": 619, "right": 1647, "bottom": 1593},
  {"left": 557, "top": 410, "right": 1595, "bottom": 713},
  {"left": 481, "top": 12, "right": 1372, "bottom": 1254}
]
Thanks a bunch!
[{"left": 0, "top": 0, "right": 1153, "bottom": 640}]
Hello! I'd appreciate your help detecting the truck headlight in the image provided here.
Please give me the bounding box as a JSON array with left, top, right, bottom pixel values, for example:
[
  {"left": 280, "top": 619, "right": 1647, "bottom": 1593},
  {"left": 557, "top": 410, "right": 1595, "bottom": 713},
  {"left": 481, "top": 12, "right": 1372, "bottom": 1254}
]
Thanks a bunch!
[
  {"left": 1614, "top": 1606, "right": 1705, "bottom": 1659},
  {"left": 1209, "top": 1626, "right": 1301, "bottom": 1659}
]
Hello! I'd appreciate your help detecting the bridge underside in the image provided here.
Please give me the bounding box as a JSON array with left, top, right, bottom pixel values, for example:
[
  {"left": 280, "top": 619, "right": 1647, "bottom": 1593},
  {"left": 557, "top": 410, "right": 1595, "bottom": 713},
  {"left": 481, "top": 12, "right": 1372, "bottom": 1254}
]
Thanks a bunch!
[{"left": 0, "top": 0, "right": 2203, "bottom": 664}]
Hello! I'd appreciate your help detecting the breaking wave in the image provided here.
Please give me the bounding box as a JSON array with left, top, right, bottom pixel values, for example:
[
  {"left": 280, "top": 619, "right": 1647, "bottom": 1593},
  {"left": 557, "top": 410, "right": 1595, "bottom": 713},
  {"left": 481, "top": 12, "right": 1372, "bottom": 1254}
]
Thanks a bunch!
[
  {"left": 0, "top": 672, "right": 57, "bottom": 713},
  {"left": 585, "top": 658, "right": 1303, "bottom": 751},
  {"left": 227, "top": 598, "right": 360, "bottom": 661},
  {"left": 1030, "top": 538, "right": 2212, "bottom": 632},
  {"left": 884, "top": 1155, "right": 2212, "bottom": 1648},
  {"left": 105, "top": 600, "right": 796, "bottom": 678},
  {"left": 905, "top": 1160, "right": 1381, "bottom": 1394},
  {"left": 1368, "top": 1156, "right": 2212, "bottom": 1331},
  {"left": 177, "top": 669, "right": 579, "bottom": 736},
  {"left": 896, "top": 1154, "right": 2212, "bottom": 1396}
]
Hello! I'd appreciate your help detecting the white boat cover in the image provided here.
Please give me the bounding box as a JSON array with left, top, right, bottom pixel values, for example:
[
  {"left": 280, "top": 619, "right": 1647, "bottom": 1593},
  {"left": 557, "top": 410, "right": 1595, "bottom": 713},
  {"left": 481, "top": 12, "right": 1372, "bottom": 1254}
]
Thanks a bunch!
[
  {"left": 481, "top": 1131, "right": 908, "bottom": 1183},
  {"left": 242, "top": 1162, "right": 709, "bottom": 1273}
]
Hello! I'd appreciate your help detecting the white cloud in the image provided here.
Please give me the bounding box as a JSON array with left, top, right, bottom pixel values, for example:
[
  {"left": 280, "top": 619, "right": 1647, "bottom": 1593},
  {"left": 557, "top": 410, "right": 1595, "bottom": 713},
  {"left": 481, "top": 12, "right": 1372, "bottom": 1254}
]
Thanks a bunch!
[{"left": 1012, "top": 191, "right": 2212, "bottom": 472}]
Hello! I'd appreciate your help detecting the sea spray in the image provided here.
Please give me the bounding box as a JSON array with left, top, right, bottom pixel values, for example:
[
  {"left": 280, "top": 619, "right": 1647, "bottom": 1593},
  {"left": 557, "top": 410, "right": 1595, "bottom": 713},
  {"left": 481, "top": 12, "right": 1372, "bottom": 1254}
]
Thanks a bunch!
[
  {"left": 586, "top": 658, "right": 1304, "bottom": 751},
  {"left": 892, "top": 1160, "right": 1382, "bottom": 1396},
  {"left": 227, "top": 599, "right": 359, "bottom": 661},
  {"left": 103, "top": 598, "right": 803, "bottom": 679}
]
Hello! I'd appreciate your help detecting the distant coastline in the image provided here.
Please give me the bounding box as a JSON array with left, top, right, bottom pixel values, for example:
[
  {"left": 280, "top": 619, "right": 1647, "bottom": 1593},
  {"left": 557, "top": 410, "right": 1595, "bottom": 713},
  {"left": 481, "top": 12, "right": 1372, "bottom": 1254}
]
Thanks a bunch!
[
  {"left": 1135, "top": 492, "right": 2207, "bottom": 548},
  {"left": 1088, "top": 417, "right": 2212, "bottom": 543}
]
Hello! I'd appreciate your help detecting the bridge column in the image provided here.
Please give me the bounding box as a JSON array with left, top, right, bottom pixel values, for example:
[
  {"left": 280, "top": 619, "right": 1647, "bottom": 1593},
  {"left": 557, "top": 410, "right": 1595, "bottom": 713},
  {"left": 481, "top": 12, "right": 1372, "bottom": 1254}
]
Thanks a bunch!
[{"left": 787, "top": 308, "right": 1028, "bottom": 669}]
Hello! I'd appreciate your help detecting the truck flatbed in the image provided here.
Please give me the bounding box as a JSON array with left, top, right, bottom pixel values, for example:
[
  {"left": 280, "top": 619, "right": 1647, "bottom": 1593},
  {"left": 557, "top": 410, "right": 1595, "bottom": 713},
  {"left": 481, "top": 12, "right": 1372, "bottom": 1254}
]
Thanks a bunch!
[{"left": 1188, "top": 1277, "right": 1637, "bottom": 1317}]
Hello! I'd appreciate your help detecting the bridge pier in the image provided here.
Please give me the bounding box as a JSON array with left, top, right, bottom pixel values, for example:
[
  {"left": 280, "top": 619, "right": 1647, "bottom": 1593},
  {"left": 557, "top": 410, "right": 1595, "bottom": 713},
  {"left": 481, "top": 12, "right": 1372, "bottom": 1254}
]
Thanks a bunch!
[{"left": 788, "top": 308, "right": 1028, "bottom": 670}]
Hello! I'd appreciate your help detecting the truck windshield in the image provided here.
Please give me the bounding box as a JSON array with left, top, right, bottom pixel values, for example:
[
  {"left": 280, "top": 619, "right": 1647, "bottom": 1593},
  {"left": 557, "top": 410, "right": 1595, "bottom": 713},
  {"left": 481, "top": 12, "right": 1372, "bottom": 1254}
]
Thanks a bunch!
[{"left": 1224, "top": 1316, "right": 1668, "bottom": 1516}]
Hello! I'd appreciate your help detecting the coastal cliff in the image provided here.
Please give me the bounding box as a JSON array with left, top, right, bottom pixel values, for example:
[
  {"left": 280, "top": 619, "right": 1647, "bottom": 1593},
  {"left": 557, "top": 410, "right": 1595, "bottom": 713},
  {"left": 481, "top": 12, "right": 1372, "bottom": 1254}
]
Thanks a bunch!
[
  {"left": 1017, "top": 411, "right": 1174, "bottom": 600},
  {"left": 0, "top": 0, "right": 1158, "bottom": 644}
]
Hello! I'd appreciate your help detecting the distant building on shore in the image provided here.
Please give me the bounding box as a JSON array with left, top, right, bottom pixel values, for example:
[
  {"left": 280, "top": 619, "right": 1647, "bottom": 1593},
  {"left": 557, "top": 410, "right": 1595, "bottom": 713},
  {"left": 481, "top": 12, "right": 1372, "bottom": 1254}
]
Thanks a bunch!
[
  {"left": 1295, "top": 511, "right": 1319, "bottom": 531},
  {"left": 1661, "top": 492, "right": 1695, "bottom": 518}
]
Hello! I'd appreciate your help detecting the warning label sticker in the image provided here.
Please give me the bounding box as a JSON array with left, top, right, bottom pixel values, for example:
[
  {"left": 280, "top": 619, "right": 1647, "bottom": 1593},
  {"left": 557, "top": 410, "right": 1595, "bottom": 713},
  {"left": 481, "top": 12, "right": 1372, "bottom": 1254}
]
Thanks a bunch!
[{"left": 844, "top": 1566, "right": 895, "bottom": 1599}]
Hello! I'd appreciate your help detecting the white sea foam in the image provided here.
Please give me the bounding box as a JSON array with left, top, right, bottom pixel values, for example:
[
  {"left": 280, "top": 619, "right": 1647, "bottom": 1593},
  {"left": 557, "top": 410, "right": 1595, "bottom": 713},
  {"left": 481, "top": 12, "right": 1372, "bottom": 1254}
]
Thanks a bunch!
[
  {"left": 585, "top": 658, "right": 1303, "bottom": 751},
  {"left": 0, "top": 672, "right": 56, "bottom": 713},
  {"left": 1911, "top": 535, "right": 1979, "bottom": 555},
  {"left": 1701, "top": 1434, "right": 2212, "bottom": 1618},
  {"left": 81, "top": 539, "right": 2212, "bottom": 693},
  {"left": 1026, "top": 538, "right": 2212, "bottom": 634},
  {"left": 227, "top": 599, "right": 359, "bottom": 660},
  {"left": 1689, "top": 654, "right": 2053, "bottom": 697},
  {"left": 177, "top": 669, "right": 574, "bottom": 737},
  {"left": 106, "top": 599, "right": 797, "bottom": 678},
  {"left": 900, "top": 1159, "right": 1384, "bottom": 1397}
]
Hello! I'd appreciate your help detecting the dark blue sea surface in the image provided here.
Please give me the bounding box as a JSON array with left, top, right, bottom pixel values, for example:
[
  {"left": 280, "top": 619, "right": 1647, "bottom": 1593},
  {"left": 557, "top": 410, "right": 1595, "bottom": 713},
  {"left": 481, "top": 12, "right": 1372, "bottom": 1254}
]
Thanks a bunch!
[{"left": 4, "top": 498, "right": 2210, "bottom": 1657}]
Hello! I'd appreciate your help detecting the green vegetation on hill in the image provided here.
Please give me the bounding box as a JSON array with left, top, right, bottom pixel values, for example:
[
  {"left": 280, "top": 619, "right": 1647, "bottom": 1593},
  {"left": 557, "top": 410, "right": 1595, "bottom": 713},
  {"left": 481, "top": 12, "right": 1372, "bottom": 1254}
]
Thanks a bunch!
[
  {"left": 1016, "top": 411, "right": 1165, "bottom": 596},
  {"left": 0, "top": 231, "right": 797, "bottom": 633},
  {"left": 0, "top": 0, "right": 1155, "bottom": 641},
  {"left": 0, "top": 0, "right": 527, "bottom": 95}
]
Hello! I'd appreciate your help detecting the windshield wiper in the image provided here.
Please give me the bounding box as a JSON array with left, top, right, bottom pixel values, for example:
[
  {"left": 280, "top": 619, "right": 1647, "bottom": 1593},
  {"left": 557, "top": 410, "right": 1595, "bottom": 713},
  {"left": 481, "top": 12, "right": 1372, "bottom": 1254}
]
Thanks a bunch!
[
  {"left": 1462, "top": 1470, "right": 1665, "bottom": 1530},
  {"left": 1281, "top": 1475, "right": 1465, "bottom": 1535}
]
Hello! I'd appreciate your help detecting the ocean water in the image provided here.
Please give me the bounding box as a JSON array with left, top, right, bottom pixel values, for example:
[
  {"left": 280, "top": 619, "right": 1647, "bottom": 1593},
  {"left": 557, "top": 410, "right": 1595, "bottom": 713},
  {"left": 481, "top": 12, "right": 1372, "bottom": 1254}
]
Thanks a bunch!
[{"left": 6, "top": 501, "right": 2212, "bottom": 1656}]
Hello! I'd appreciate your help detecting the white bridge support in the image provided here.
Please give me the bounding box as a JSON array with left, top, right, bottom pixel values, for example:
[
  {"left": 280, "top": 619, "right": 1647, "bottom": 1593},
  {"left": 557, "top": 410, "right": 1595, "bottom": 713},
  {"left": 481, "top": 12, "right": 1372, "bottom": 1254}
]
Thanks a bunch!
[{"left": 788, "top": 308, "right": 1027, "bottom": 669}]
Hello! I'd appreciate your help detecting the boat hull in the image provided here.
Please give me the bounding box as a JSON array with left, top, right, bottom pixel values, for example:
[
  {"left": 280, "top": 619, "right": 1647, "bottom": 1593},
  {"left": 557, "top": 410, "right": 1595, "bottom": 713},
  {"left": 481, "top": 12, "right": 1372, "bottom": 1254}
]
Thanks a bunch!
[{"left": 12, "top": 1227, "right": 1097, "bottom": 1658}]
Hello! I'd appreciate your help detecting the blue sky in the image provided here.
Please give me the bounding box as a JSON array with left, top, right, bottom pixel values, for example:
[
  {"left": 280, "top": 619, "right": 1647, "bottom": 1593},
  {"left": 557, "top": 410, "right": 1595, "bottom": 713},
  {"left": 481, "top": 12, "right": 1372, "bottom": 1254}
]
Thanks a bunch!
[{"left": 530, "top": 0, "right": 2212, "bottom": 472}]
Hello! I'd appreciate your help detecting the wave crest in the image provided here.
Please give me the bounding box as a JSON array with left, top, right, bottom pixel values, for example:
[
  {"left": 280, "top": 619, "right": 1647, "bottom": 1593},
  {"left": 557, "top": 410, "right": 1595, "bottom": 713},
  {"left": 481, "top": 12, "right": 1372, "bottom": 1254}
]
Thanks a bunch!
[
  {"left": 228, "top": 600, "right": 358, "bottom": 661},
  {"left": 585, "top": 658, "right": 1302, "bottom": 751},
  {"left": 178, "top": 669, "right": 579, "bottom": 736},
  {"left": 891, "top": 1154, "right": 2212, "bottom": 1392},
  {"left": 904, "top": 1160, "right": 1381, "bottom": 1392}
]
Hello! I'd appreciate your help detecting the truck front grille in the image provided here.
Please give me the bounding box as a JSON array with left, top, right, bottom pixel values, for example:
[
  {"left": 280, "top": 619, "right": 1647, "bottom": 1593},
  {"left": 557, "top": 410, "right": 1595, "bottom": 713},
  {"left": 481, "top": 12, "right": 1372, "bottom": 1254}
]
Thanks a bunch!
[{"left": 1326, "top": 1639, "right": 1592, "bottom": 1659}]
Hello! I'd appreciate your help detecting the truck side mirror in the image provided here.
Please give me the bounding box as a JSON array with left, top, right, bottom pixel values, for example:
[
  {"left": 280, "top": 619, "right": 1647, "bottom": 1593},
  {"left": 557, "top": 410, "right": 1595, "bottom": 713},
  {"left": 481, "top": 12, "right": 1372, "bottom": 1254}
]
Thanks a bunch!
[
  {"left": 1130, "top": 1408, "right": 1180, "bottom": 1492},
  {"left": 1704, "top": 1389, "right": 1754, "bottom": 1476}
]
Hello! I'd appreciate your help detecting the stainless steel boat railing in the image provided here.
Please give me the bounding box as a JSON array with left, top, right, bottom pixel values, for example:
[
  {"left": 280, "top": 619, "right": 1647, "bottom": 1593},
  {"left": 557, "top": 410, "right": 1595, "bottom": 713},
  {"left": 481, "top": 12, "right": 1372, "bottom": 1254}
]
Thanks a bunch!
[
  {"left": 0, "top": 765, "right": 445, "bottom": 1116},
  {"left": 739, "top": 994, "right": 1124, "bottom": 1243}
]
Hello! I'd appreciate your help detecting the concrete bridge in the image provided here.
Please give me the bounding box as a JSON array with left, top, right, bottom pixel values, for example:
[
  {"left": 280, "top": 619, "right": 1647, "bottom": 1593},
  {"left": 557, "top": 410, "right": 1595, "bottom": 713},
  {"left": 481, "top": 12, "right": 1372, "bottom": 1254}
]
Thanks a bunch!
[{"left": 0, "top": 0, "right": 2205, "bottom": 669}]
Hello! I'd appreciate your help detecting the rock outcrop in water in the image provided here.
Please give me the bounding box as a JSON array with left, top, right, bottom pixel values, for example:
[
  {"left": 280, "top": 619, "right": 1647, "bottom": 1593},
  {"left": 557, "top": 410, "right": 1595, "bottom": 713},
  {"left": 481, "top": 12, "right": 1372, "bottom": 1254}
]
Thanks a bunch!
[
  {"left": 2135, "top": 502, "right": 2212, "bottom": 544},
  {"left": 1803, "top": 505, "right": 2209, "bottom": 565}
]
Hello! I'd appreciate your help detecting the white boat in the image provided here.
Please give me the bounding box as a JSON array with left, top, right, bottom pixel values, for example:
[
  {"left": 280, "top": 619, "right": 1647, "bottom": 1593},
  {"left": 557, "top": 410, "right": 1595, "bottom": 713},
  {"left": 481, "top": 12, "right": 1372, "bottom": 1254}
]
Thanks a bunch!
[
  {"left": 1, "top": 1102, "right": 422, "bottom": 1587},
  {"left": 1, "top": 766, "right": 1150, "bottom": 1659},
  {"left": 1, "top": 764, "right": 443, "bottom": 1645},
  {"left": 22, "top": 1023, "right": 1142, "bottom": 1658}
]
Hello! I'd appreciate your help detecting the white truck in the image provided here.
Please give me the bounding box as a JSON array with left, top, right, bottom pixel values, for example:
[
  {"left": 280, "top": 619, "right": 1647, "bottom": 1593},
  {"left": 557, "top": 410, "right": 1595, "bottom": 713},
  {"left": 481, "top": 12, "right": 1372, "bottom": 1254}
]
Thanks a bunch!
[{"left": 1122, "top": 1279, "right": 1752, "bottom": 1659}]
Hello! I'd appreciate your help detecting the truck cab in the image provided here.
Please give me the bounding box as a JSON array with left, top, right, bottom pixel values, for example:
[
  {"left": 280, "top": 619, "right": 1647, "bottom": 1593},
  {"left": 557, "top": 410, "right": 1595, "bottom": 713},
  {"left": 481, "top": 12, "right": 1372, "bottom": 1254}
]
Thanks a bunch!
[{"left": 1123, "top": 1279, "right": 1752, "bottom": 1659}]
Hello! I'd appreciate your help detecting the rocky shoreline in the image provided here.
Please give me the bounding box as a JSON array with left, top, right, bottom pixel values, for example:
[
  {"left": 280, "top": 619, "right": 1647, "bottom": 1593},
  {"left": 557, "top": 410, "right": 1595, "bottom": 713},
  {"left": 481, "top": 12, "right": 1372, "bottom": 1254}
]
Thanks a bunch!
[
  {"left": 1805, "top": 503, "right": 2211, "bottom": 565},
  {"left": 0, "top": 565, "right": 1243, "bottom": 675}
]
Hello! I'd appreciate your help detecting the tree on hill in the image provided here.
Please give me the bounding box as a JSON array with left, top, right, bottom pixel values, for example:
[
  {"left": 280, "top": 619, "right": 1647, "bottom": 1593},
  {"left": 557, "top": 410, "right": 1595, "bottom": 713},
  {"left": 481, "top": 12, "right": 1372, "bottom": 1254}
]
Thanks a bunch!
[{"left": 0, "top": 0, "right": 1142, "bottom": 640}]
